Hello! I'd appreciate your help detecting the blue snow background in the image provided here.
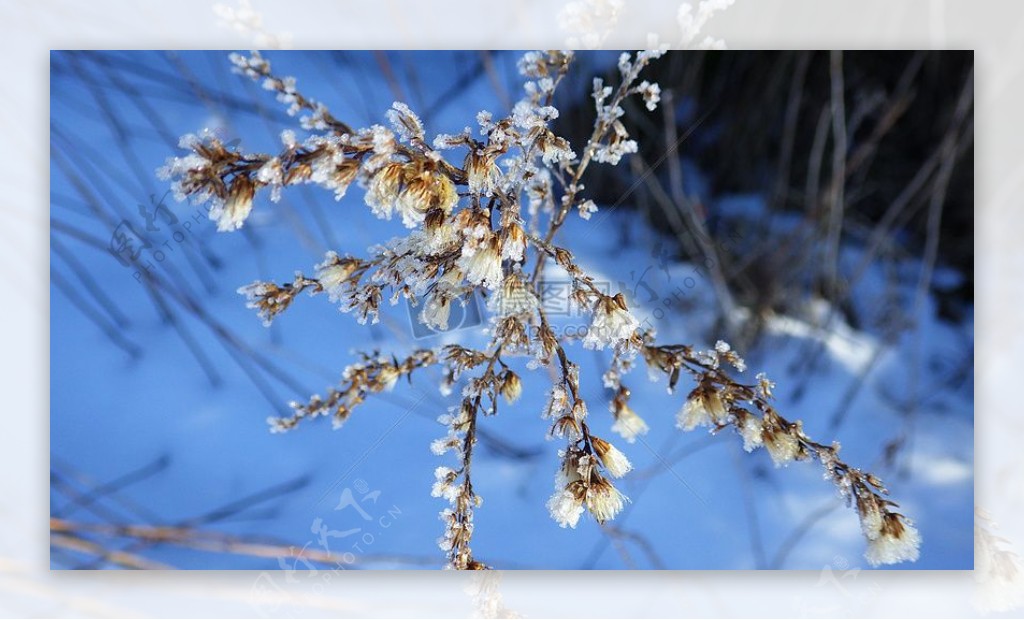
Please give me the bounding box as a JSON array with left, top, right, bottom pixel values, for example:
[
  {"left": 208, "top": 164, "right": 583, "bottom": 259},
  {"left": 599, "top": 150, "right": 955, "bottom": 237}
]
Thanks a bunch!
[{"left": 50, "top": 50, "right": 974, "bottom": 570}]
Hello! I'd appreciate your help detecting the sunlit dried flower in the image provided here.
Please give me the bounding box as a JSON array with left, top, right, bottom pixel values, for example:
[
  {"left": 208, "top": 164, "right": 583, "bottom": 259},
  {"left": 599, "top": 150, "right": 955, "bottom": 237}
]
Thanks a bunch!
[
  {"left": 365, "top": 162, "right": 403, "bottom": 220},
  {"left": 547, "top": 449, "right": 586, "bottom": 528},
  {"left": 499, "top": 370, "right": 522, "bottom": 404},
  {"left": 386, "top": 101, "right": 425, "bottom": 142},
  {"left": 611, "top": 399, "right": 649, "bottom": 444},
  {"left": 502, "top": 222, "right": 527, "bottom": 263},
  {"left": 583, "top": 293, "right": 639, "bottom": 349},
  {"left": 459, "top": 235, "right": 504, "bottom": 289},
  {"left": 763, "top": 423, "right": 802, "bottom": 467},
  {"left": 856, "top": 493, "right": 886, "bottom": 541},
  {"left": 591, "top": 436, "right": 632, "bottom": 477},
  {"left": 677, "top": 385, "right": 728, "bottom": 430},
  {"left": 315, "top": 252, "right": 360, "bottom": 301},
  {"left": 465, "top": 148, "right": 501, "bottom": 195},
  {"left": 431, "top": 466, "right": 459, "bottom": 502},
  {"left": 396, "top": 163, "right": 458, "bottom": 228},
  {"left": 865, "top": 512, "right": 921, "bottom": 566},
  {"left": 755, "top": 372, "right": 775, "bottom": 399},
  {"left": 585, "top": 476, "right": 627, "bottom": 523},
  {"left": 212, "top": 175, "right": 255, "bottom": 231},
  {"left": 547, "top": 486, "right": 586, "bottom": 528},
  {"left": 737, "top": 411, "right": 764, "bottom": 452},
  {"left": 375, "top": 365, "right": 400, "bottom": 392}
]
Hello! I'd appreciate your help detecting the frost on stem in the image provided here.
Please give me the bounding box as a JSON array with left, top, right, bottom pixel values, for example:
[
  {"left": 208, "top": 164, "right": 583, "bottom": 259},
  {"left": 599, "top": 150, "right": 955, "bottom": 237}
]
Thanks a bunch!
[
  {"left": 642, "top": 336, "right": 921, "bottom": 565},
  {"left": 558, "top": 0, "right": 625, "bottom": 49},
  {"left": 266, "top": 350, "right": 437, "bottom": 432},
  {"left": 159, "top": 49, "right": 918, "bottom": 569},
  {"left": 974, "top": 509, "right": 1024, "bottom": 612},
  {"left": 676, "top": 0, "right": 735, "bottom": 50}
]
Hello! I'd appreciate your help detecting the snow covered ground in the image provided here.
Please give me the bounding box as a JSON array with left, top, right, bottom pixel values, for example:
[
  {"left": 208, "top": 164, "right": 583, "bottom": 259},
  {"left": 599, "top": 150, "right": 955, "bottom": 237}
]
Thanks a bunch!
[{"left": 50, "top": 50, "right": 973, "bottom": 571}]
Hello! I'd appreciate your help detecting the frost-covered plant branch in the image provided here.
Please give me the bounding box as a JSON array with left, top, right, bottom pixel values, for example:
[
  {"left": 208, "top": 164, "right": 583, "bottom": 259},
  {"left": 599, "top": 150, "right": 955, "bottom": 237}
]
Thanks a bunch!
[{"left": 159, "top": 50, "right": 919, "bottom": 569}]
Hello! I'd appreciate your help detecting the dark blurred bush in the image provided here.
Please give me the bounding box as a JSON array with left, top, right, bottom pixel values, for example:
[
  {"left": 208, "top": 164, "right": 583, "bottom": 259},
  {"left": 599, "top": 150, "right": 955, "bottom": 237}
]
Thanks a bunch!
[{"left": 555, "top": 51, "right": 973, "bottom": 334}]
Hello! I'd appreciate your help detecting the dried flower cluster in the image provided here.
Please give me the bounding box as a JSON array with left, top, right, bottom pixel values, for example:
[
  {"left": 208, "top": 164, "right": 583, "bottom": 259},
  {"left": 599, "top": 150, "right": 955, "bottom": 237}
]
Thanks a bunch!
[
  {"left": 160, "top": 50, "right": 919, "bottom": 569},
  {"left": 268, "top": 350, "right": 437, "bottom": 432},
  {"left": 640, "top": 337, "right": 920, "bottom": 565}
]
